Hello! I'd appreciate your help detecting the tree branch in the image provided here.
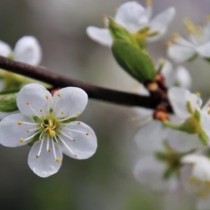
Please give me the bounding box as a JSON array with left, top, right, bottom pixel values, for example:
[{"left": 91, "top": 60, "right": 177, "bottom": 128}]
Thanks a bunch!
[{"left": 0, "top": 55, "right": 162, "bottom": 109}]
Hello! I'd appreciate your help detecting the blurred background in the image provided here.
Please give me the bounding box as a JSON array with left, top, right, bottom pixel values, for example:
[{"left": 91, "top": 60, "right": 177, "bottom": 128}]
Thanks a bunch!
[{"left": 0, "top": 0, "right": 209, "bottom": 209}]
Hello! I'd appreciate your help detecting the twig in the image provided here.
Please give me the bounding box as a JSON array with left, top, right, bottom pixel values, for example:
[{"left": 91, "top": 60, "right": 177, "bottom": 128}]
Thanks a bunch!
[{"left": 0, "top": 55, "right": 162, "bottom": 110}]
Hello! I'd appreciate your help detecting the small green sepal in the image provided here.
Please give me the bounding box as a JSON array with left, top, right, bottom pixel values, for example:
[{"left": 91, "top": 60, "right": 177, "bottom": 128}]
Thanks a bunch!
[{"left": 0, "top": 93, "right": 17, "bottom": 112}]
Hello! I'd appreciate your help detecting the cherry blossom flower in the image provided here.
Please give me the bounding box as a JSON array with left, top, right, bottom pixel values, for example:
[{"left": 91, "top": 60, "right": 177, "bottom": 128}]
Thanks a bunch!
[
  {"left": 0, "top": 83, "right": 97, "bottom": 177},
  {"left": 87, "top": 1, "right": 175, "bottom": 47},
  {"left": 168, "top": 87, "right": 210, "bottom": 144},
  {"left": 0, "top": 36, "right": 42, "bottom": 65},
  {"left": 168, "top": 18, "right": 210, "bottom": 63},
  {"left": 182, "top": 154, "right": 210, "bottom": 210},
  {"left": 134, "top": 122, "right": 180, "bottom": 191}
]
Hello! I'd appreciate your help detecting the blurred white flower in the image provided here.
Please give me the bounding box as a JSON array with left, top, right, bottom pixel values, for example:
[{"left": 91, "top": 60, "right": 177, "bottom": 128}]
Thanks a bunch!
[
  {"left": 168, "top": 87, "right": 210, "bottom": 144},
  {"left": 134, "top": 121, "right": 182, "bottom": 191},
  {"left": 168, "top": 18, "right": 210, "bottom": 63},
  {"left": 0, "top": 83, "right": 97, "bottom": 177},
  {"left": 159, "top": 59, "right": 192, "bottom": 88},
  {"left": 87, "top": 1, "right": 175, "bottom": 46},
  {"left": 182, "top": 154, "right": 210, "bottom": 210},
  {"left": 0, "top": 36, "right": 42, "bottom": 65}
]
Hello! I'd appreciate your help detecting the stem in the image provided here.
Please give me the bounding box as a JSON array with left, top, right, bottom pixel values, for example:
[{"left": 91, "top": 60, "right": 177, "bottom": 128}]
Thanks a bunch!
[{"left": 0, "top": 55, "right": 164, "bottom": 110}]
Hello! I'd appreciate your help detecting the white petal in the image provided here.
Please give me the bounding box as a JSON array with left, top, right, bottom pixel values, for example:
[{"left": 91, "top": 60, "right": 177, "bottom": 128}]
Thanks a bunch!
[
  {"left": 134, "top": 120, "right": 166, "bottom": 153},
  {"left": 202, "top": 99, "right": 210, "bottom": 113},
  {"left": 149, "top": 7, "right": 176, "bottom": 38},
  {"left": 14, "top": 36, "right": 42, "bottom": 65},
  {"left": 58, "top": 121, "right": 97, "bottom": 160},
  {"left": 161, "top": 59, "right": 174, "bottom": 87},
  {"left": 182, "top": 154, "right": 209, "bottom": 165},
  {"left": 134, "top": 156, "right": 177, "bottom": 191},
  {"left": 86, "top": 27, "right": 112, "bottom": 47},
  {"left": 115, "top": 1, "right": 148, "bottom": 32},
  {"left": 0, "top": 113, "right": 37, "bottom": 147},
  {"left": 0, "top": 41, "right": 11, "bottom": 57},
  {"left": 174, "top": 66, "right": 192, "bottom": 88},
  {"left": 28, "top": 140, "right": 63, "bottom": 178},
  {"left": 52, "top": 87, "right": 88, "bottom": 119},
  {"left": 167, "top": 129, "right": 201, "bottom": 152},
  {"left": 17, "top": 83, "right": 52, "bottom": 117},
  {"left": 0, "top": 110, "right": 18, "bottom": 120},
  {"left": 200, "top": 113, "right": 210, "bottom": 140},
  {"left": 197, "top": 42, "right": 210, "bottom": 58},
  {"left": 168, "top": 44, "right": 196, "bottom": 63},
  {"left": 168, "top": 87, "right": 201, "bottom": 119}
]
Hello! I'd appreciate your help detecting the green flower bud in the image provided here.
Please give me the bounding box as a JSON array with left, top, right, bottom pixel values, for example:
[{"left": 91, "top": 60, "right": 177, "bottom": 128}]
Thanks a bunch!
[
  {"left": 112, "top": 40, "right": 156, "bottom": 83},
  {"left": 108, "top": 17, "right": 138, "bottom": 46}
]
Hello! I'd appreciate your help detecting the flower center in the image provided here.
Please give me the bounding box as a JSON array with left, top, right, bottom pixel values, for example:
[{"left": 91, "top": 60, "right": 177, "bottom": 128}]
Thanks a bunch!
[
  {"left": 41, "top": 118, "right": 58, "bottom": 138},
  {"left": 184, "top": 18, "right": 203, "bottom": 39}
]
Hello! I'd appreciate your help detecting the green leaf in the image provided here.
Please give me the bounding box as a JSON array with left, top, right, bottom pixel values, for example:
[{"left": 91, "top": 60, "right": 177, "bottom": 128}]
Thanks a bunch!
[
  {"left": 112, "top": 40, "right": 156, "bottom": 83},
  {"left": 0, "top": 93, "right": 17, "bottom": 112}
]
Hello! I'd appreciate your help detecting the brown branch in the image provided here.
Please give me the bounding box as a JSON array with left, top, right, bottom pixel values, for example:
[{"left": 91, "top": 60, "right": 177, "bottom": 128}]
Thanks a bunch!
[{"left": 0, "top": 55, "right": 162, "bottom": 110}]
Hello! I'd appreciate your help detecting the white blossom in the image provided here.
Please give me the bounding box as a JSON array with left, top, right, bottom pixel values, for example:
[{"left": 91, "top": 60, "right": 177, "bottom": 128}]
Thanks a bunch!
[
  {"left": 87, "top": 1, "right": 175, "bottom": 47},
  {"left": 134, "top": 121, "right": 180, "bottom": 191},
  {"left": 0, "top": 83, "right": 97, "bottom": 177},
  {"left": 168, "top": 19, "right": 210, "bottom": 63},
  {"left": 168, "top": 87, "right": 210, "bottom": 144},
  {"left": 182, "top": 154, "right": 210, "bottom": 210},
  {"left": 0, "top": 36, "right": 42, "bottom": 65},
  {"left": 159, "top": 59, "right": 192, "bottom": 88}
]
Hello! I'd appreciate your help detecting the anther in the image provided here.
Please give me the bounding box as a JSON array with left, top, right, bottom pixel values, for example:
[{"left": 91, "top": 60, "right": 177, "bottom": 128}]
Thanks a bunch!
[{"left": 17, "top": 121, "right": 23, "bottom": 126}]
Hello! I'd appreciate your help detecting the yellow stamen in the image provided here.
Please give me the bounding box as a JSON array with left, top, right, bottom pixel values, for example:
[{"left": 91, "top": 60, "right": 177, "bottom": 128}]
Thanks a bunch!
[
  {"left": 184, "top": 17, "right": 202, "bottom": 37},
  {"left": 56, "top": 157, "right": 62, "bottom": 163},
  {"left": 19, "top": 137, "right": 24, "bottom": 143},
  {"left": 17, "top": 120, "right": 23, "bottom": 126}
]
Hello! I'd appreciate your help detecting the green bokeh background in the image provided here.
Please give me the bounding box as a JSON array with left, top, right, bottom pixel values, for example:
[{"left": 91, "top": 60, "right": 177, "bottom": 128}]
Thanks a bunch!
[{"left": 0, "top": 0, "right": 209, "bottom": 209}]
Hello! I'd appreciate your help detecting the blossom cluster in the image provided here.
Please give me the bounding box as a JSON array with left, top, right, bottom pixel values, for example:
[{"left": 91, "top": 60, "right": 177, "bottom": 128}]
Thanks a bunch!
[{"left": 85, "top": 1, "right": 210, "bottom": 209}]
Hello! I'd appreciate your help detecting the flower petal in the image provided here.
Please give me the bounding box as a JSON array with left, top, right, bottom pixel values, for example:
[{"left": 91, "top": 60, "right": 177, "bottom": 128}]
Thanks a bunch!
[
  {"left": 168, "top": 87, "right": 201, "bottom": 119},
  {"left": 52, "top": 87, "right": 88, "bottom": 119},
  {"left": 168, "top": 44, "right": 196, "bottom": 63},
  {"left": 0, "top": 110, "right": 18, "bottom": 120},
  {"left": 17, "top": 83, "right": 52, "bottom": 117},
  {"left": 149, "top": 7, "right": 176, "bottom": 39},
  {"left": 14, "top": 36, "right": 42, "bottom": 65},
  {"left": 86, "top": 27, "right": 112, "bottom": 47},
  {"left": 174, "top": 66, "right": 192, "bottom": 88},
  {"left": 0, "top": 113, "right": 37, "bottom": 147},
  {"left": 0, "top": 41, "right": 11, "bottom": 57},
  {"left": 115, "top": 1, "right": 148, "bottom": 32},
  {"left": 200, "top": 113, "right": 210, "bottom": 140},
  {"left": 134, "top": 156, "right": 177, "bottom": 191},
  {"left": 134, "top": 120, "right": 166, "bottom": 153},
  {"left": 196, "top": 42, "right": 210, "bottom": 58},
  {"left": 182, "top": 154, "right": 209, "bottom": 165},
  {"left": 161, "top": 59, "right": 174, "bottom": 87},
  {"left": 28, "top": 140, "right": 63, "bottom": 178},
  {"left": 58, "top": 121, "right": 97, "bottom": 160},
  {"left": 166, "top": 129, "right": 201, "bottom": 152}
]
